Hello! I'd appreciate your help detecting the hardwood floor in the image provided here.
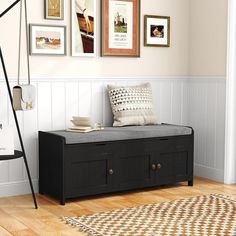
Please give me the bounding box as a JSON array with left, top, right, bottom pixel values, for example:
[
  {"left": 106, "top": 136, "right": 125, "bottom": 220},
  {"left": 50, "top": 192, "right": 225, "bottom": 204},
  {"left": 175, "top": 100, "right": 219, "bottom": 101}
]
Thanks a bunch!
[{"left": 0, "top": 177, "right": 235, "bottom": 235}]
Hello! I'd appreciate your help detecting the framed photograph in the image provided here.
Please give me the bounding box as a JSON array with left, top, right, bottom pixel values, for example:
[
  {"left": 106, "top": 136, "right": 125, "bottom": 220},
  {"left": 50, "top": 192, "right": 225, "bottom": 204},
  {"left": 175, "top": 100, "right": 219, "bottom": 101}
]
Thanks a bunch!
[
  {"left": 144, "top": 15, "right": 170, "bottom": 47},
  {"left": 29, "top": 24, "right": 66, "bottom": 56},
  {"left": 71, "top": 0, "right": 97, "bottom": 57},
  {"left": 101, "top": 0, "right": 140, "bottom": 57},
  {"left": 45, "top": 0, "right": 64, "bottom": 20}
]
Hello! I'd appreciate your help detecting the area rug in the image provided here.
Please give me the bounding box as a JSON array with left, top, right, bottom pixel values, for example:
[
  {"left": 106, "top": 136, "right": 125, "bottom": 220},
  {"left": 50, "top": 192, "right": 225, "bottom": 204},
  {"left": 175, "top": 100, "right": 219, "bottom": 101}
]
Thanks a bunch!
[{"left": 62, "top": 194, "right": 236, "bottom": 236}]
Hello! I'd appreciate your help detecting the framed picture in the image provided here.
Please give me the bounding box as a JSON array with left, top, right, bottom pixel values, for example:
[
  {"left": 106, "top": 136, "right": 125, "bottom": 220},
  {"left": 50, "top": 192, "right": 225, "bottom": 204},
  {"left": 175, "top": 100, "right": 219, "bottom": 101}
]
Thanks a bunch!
[
  {"left": 29, "top": 24, "right": 66, "bottom": 56},
  {"left": 144, "top": 15, "right": 170, "bottom": 47},
  {"left": 45, "top": 0, "right": 64, "bottom": 20},
  {"left": 101, "top": 0, "right": 140, "bottom": 57},
  {"left": 71, "top": 0, "right": 97, "bottom": 57}
]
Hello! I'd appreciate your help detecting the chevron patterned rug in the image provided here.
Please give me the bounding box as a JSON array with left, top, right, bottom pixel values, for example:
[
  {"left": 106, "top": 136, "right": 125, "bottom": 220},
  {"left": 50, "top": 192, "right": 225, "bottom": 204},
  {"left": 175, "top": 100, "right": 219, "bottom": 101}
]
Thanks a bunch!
[{"left": 62, "top": 194, "right": 236, "bottom": 236}]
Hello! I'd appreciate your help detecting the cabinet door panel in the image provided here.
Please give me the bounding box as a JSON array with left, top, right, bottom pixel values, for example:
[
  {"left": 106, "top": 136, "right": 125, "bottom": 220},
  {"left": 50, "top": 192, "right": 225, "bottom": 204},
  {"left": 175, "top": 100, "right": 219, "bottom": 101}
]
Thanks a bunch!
[
  {"left": 114, "top": 154, "right": 152, "bottom": 190},
  {"left": 175, "top": 151, "right": 188, "bottom": 177},
  {"left": 70, "top": 160, "right": 109, "bottom": 188},
  {"left": 154, "top": 153, "right": 175, "bottom": 184},
  {"left": 66, "top": 152, "right": 113, "bottom": 198},
  {"left": 156, "top": 151, "right": 190, "bottom": 184},
  {"left": 151, "top": 136, "right": 192, "bottom": 185}
]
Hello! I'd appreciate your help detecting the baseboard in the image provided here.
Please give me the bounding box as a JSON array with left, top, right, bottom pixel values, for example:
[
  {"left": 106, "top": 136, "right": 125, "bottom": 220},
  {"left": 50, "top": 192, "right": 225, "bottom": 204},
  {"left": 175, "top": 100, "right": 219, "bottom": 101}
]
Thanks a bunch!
[
  {"left": 194, "top": 164, "right": 224, "bottom": 183},
  {"left": 0, "top": 179, "right": 38, "bottom": 197},
  {"left": 0, "top": 166, "right": 225, "bottom": 198}
]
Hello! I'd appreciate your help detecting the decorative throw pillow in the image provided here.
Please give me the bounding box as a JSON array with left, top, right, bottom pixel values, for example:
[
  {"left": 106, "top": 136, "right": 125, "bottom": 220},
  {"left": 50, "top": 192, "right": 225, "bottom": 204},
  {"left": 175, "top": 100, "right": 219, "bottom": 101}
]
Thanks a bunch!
[{"left": 107, "top": 83, "right": 157, "bottom": 127}]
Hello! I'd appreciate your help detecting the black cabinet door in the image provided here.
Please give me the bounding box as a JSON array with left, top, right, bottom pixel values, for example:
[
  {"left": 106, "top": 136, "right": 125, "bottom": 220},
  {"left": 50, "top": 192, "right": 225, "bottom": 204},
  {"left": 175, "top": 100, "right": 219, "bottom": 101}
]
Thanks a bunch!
[
  {"left": 151, "top": 152, "right": 175, "bottom": 184},
  {"left": 151, "top": 151, "right": 190, "bottom": 185},
  {"left": 114, "top": 154, "right": 152, "bottom": 190},
  {"left": 151, "top": 137, "right": 192, "bottom": 185},
  {"left": 65, "top": 144, "right": 114, "bottom": 198},
  {"left": 112, "top": 140, "right": 152, "bottom": 190}
]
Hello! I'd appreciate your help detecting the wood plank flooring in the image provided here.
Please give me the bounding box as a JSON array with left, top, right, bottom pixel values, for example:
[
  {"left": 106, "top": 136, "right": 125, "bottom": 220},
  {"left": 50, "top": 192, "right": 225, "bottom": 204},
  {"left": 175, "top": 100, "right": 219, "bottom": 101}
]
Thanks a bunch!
[{"left": 0, "top": 177, "right": 235, "bottom": 235}]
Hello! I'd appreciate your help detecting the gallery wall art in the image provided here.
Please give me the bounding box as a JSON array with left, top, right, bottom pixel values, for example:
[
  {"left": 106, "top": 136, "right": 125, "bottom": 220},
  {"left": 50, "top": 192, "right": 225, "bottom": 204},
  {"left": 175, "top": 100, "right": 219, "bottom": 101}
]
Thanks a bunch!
[
  {"left": 71, "top": 0, "right": 97, "bottom": 57},
  {"left": 45, "top": 0, "right": 64, "bottom": 20},
  {"left": 101, "top": 0, "right": 140, "bottom": 57},
  {"left": 34, "top": 1, "right": 170, "bottom": 57},
  {"left": 144, "top": 15, "right": 170, "bottom": 47},
  {"left": 29, "top": 24, "right": 66, "bottom": 55}
]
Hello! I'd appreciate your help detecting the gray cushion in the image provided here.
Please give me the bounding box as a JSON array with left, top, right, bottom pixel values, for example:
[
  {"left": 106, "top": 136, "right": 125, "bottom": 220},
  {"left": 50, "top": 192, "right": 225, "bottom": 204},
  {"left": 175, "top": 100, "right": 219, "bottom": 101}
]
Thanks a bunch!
[{"left": 49, "top": 124, "right": 192, "bottom": 144}]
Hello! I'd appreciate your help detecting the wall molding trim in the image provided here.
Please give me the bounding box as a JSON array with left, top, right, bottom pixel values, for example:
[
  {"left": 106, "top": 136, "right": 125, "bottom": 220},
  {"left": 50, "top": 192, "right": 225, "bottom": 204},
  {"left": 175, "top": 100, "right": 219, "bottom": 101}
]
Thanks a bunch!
[
  {"left": 0, "top": 76, "right": 190, "bottom": 83},
  {"left": 0, "top": 180, "right": 38, "bottom": 197},
  {"left": 194, "top": 164, "right": 224, "bottom": 183},
  {"left": 224, "top": 0, "right": 236, "bottom": 184},
  {"left": 0, "top": 75, "right": 226, "bottom": 83},
  {"left": 188, "top": 76, "right": 226, "bottom": 83}
]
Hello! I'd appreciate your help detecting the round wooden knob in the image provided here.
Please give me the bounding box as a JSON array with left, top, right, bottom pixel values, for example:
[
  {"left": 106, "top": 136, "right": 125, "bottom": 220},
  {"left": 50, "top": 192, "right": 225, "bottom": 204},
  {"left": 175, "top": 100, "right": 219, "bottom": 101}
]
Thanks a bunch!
[
  {"left": 157, "top": 163, "right": 162, "bottom": 169},
  {"left": 151, "top": 164, "right": 156, "bottom": 170},
  {"left": 108, "top": 169, "right": 114, "bottom": 175}
]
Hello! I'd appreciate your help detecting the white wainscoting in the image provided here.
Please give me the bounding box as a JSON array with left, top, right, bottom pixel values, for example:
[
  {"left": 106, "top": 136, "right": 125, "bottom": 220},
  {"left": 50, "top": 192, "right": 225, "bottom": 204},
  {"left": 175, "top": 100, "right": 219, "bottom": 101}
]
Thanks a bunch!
[
  {"left": 188, "top": 77, "right": 226, "bottom": 182},
  {"left": 0, "top": 76, "right": 226, "bottom": 196}
]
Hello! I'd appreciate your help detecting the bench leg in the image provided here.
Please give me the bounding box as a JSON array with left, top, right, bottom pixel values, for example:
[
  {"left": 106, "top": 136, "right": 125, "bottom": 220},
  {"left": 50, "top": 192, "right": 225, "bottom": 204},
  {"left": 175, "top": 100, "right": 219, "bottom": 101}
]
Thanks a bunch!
[
  {"left": 60, "top": 197, "right": 65, "bottom": 205},
  {"left": 188, "top": 180, "right": 193, "bottom": 186}
]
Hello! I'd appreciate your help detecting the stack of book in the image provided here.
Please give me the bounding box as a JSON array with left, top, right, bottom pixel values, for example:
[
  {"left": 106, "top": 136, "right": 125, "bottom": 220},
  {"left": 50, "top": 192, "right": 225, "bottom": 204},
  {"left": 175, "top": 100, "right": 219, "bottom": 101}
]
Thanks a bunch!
[{"left": 67, "top": 117, "right": 103, "bottom": 133}]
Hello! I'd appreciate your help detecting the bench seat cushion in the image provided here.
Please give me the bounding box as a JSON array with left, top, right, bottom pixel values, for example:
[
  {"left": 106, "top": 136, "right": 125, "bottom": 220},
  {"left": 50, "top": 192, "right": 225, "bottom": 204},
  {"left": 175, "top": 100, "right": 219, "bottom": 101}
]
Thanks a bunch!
[{"left": 49, "top": 124, "right": 192, "bottom": 144}]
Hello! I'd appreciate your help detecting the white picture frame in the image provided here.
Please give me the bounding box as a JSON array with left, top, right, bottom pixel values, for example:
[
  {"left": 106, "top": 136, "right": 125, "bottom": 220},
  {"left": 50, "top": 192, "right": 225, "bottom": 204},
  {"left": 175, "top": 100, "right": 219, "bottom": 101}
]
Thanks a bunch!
[{"left": 71, "top": 0, "right": 97, "bottom": 57}]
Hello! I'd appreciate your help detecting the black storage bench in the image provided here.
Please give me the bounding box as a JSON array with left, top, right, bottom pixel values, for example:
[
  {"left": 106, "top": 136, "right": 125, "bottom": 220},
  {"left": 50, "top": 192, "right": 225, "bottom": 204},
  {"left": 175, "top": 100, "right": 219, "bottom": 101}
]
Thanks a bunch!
[{"left": 39, "top": 124, "right": 194, "bottom": 205}]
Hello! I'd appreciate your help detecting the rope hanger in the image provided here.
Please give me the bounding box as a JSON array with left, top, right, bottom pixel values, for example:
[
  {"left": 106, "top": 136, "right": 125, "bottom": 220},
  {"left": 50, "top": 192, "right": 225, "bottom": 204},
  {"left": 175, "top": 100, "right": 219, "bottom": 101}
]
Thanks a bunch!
[{"left": 17, "top": 0, "right": 30, "bottom": 85}]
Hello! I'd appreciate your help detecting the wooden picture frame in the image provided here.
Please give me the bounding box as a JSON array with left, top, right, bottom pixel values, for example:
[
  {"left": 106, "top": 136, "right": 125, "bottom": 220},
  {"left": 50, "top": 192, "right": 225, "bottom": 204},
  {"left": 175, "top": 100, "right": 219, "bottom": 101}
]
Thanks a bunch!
[
  {"left": 29, "top": 24, "right": 66, "bottom": 56},
  {"left": 144, "top": 15, "right": 170, "bottom": 47},
  {"left": 101, "top": 0, "right": 140, "bottom": 57},
  {"left": 45, "top": 0, "right": 64, "bottom": 20},
  {"left": 71, "top": 0, "right": 97, "bottom": 57}
]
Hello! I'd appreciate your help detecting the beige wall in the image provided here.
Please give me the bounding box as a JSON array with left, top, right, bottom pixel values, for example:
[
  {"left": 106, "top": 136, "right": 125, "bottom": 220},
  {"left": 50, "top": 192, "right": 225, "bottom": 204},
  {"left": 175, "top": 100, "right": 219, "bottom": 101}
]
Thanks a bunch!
[
  {"left": 189, "top": 0, "right": 228, "bottom": 76},
  {"left": 1, "top": 0, "right": 228, "bottom": 78},
  {"left": 0, "top": 0, "right": 190, "bottom": 78}
]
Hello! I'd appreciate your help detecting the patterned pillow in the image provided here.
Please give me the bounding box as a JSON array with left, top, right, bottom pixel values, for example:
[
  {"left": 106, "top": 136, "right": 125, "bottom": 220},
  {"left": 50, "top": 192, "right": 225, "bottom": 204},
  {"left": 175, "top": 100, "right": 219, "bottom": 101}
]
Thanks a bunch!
[{"left": 107, "top": 83, "right": 157, "bottom": 127}]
